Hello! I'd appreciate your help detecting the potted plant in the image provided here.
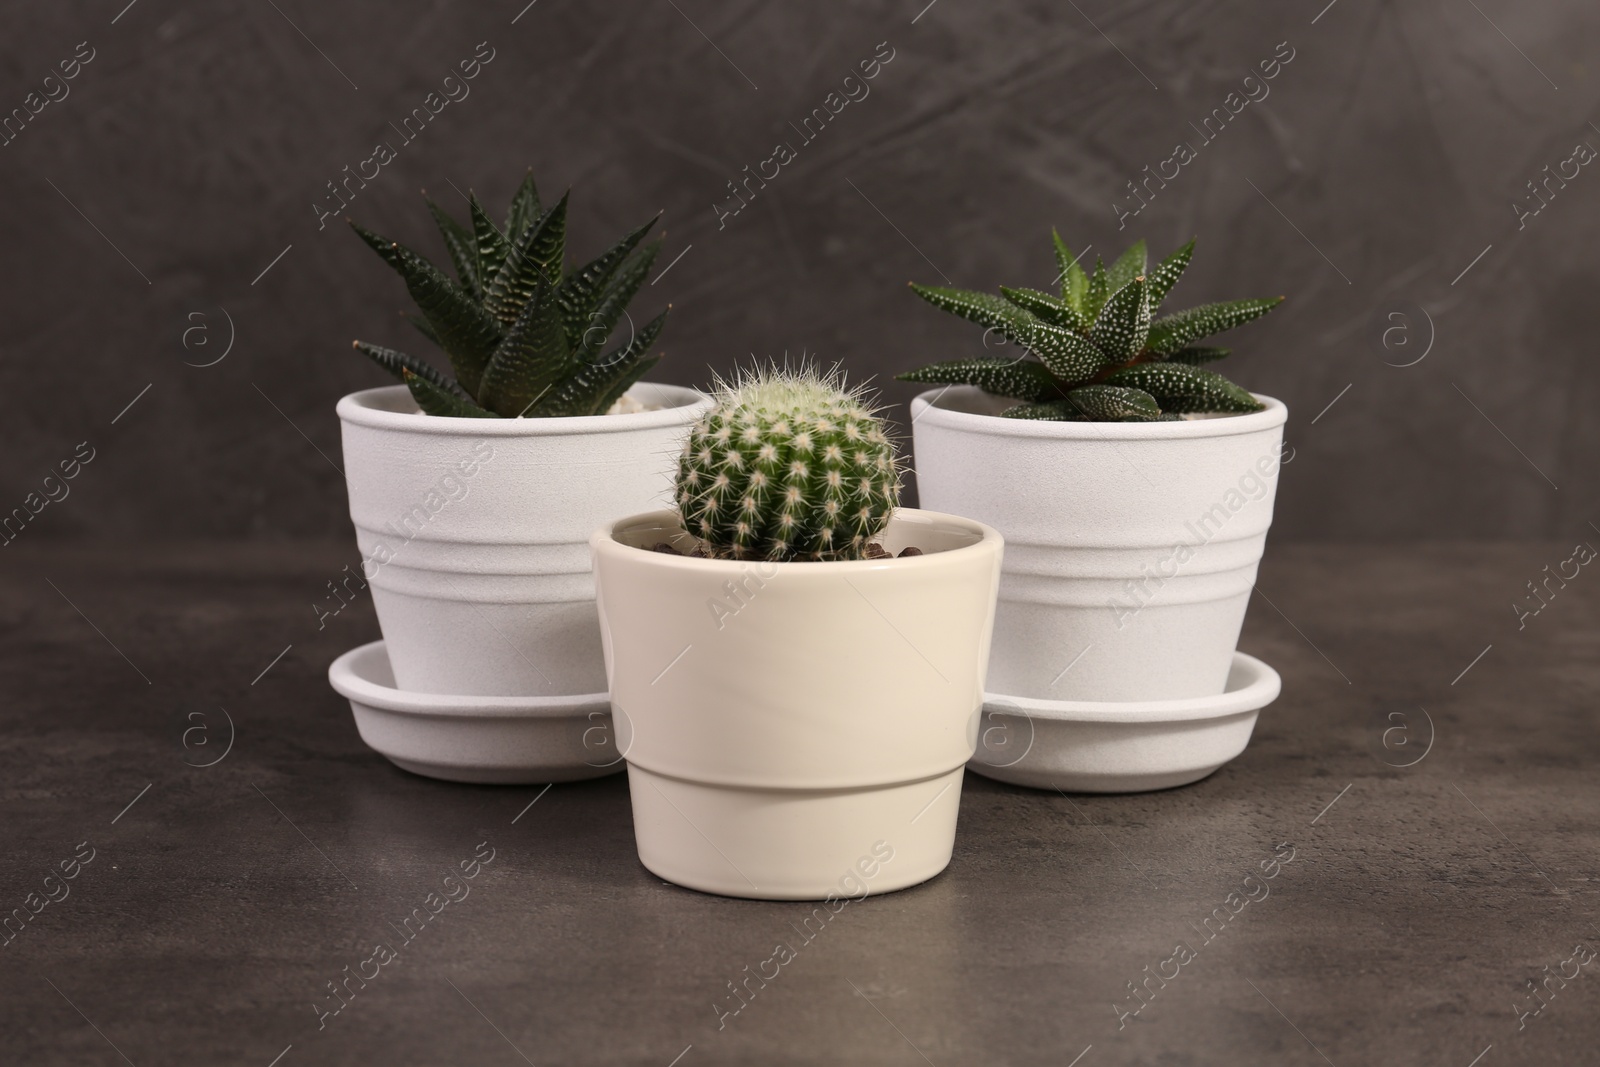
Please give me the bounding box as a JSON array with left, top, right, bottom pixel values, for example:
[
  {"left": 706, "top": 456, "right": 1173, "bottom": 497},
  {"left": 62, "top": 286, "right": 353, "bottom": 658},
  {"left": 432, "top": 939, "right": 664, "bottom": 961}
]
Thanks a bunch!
[
  {"left": 900, "top": 233, "right": 1288, "bottom": 703},
  {"left": 336, "top": 173, "right": 710, "bottom": 701},
  {"left": 590, "top": 368, "right": 1003, "bottom": 899}
]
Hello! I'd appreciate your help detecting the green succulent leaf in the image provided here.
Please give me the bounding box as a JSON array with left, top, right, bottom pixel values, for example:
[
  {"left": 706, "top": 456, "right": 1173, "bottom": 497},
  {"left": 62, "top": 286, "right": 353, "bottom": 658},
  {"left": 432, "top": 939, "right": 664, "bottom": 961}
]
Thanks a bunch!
[
  {"left": 485, "top": 192, "right": 569, "bottom": 326},
  {"left": 909, "top": 283, "right": 1105, "bottom": 383},
  {"left": 353, "top": 341, "right": 470, "bottom": 399},
  {"left": 1090, "top": 275, "right": 1151, "bottom": 363},
  {"left": 895, "top": 358, "right": 1058, "bottom": 401},
  {"left": 1052, "top": 229, "right": 1090, "bottom": 318},
  {"left": 1147, "top": 238, "right": 1194, "bottom": 307},
  {"left": 504, "top": 171, "right": 542, "bottom": 240},
  {"left": 1065, "top": 384, "right": 1161, "bottom": 421},
  {"left": 580, "top": 242, "right": 661, "bottom": 361},
  {"left": 357, "top": 230, "right": 502, "bottom": 396},
  {"left": 476, "top": 277, "right": 572, "bottom": 416},
  {"left": 1013, "top": 318, "right": 1109, "bottom": 383},
  {"left": 999, "top": 399, "right": 1089, "bottom": 421},
  {"left": 468, "top": 193, "right": 511, "bottom": 283},
  {"left": 1084, "top": 257, "right": 1110, "bottom": 320},
  {"left": 1106, "top": 240, "right": 1147, "bottom": 295},
  {"left": 909, "top": 284, "right": 1038, "bottom": 335},
  {"left": 424, "top": 198, "right": 480, "bottom": 297},
  {"left": 538, "top": 309, "right": 668, "bottom": 417},
  {"left": 1102, "top": 362, "right": 1263, "bottom": 413},
  {"left": 1146, "top": 297, "right": 1283, "bottom": 355},
  {"left": 1000, "top": 286, "right": 1078, "bottom": 331},
  {"left": 1165, "top": 345, "right": 1230, "bottom": 364},
  {"left": 556, "top": 215, "right": 658, "bottom": 350},
  {"left": 401, "top": 368, "right": 494, "bottom": 417}
]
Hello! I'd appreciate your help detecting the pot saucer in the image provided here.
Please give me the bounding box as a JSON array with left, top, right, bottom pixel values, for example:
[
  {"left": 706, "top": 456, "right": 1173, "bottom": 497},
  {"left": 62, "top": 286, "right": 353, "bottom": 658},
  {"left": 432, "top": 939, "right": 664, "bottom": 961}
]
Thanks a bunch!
[
  {"left": 968, "top": 652, "right": 1280, "bottom": 793},
  {"left": 328, "top": 640, "right": 622, "bottom": 784}
]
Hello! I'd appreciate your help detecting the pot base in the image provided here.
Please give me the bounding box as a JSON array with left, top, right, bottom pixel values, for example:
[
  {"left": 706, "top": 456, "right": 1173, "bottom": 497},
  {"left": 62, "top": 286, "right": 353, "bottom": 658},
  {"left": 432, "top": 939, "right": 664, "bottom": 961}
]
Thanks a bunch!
[
  {"left": 968, "top": 651, "right": 1280, "bottom": 794},
  {"left": 329, "top": 640, "right": 624, "bottom": 785},
  {"left": 626, "top": 763, "right": 965, "bottom": 900}
]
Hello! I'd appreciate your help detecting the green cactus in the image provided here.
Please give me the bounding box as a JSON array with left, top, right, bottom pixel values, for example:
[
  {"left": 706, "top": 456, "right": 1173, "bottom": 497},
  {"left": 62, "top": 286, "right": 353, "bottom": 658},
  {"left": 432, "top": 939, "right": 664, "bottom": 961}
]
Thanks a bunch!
[
  {"left": 897, "top": 234, "right": 1283, "bottom": 420},
  {"left": 350, "top": 171, "right": 668, "bottom": 418},
  {"left": 675, "top": 367, "right": 902, "bottom": 562}
]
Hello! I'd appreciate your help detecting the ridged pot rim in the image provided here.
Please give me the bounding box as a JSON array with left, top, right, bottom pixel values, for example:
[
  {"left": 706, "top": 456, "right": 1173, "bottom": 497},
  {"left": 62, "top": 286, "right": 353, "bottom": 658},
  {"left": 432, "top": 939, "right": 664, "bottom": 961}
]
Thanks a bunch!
[
  {"left": 909, "top": 385, "right": 1287, "bottom": 440},
  {"left": 591, "top": 508, "right": 1004, "bottom": 574},
  {"left": 336, "top": 381, "right": 711, "bottom": 437}
]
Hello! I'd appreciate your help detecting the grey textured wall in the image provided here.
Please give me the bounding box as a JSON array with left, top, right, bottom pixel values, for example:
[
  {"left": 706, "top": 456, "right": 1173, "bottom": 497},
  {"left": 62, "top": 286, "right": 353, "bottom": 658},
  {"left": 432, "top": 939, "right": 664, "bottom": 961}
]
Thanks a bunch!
[{"left": 2, "top": 0, "right": 1596, "bottom": 544}]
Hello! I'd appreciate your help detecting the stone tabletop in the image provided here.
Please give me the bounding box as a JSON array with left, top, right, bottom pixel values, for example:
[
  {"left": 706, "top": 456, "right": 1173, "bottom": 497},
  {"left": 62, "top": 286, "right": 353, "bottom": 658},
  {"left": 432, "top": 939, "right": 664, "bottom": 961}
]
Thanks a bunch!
[{"left": 2, "top": 540, "right": 1595, "bottom": 1065}]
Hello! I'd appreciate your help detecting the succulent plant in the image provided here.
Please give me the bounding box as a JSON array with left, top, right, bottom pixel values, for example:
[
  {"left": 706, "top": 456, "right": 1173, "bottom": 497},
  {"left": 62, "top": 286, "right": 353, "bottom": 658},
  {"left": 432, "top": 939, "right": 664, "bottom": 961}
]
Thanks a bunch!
[
  {"left": 675, "top": 367, "right": 902, "bottom": 562},
  {"left": 350, "top": 172, "right": 667, "bottom": 418},
  {"left": 897, "top": 234, "right": 1283, "bottom": 420}
]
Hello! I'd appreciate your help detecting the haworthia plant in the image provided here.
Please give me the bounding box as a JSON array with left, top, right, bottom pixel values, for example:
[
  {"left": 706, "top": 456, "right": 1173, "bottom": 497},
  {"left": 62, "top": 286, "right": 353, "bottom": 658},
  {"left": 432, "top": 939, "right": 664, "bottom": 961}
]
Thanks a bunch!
[
  {"left": 350, "top": 171, "right": 668, "bottom": 418},
  {"left": 897, "top": 234, "right": 1283, "bottom": 421}
]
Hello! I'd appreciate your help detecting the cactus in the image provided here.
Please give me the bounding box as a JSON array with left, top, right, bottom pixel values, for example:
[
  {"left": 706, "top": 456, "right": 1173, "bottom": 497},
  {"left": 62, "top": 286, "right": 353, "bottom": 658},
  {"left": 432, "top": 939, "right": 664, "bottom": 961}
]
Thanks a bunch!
[
  {"left": 897, "top": 234, "right": 1283, "bottom": 420},
  {"left": 349, "top": 171, "right": 668, "bottom": 418},
  {"left": 675, "top": 367, "right": 902, "bottom": 562}
]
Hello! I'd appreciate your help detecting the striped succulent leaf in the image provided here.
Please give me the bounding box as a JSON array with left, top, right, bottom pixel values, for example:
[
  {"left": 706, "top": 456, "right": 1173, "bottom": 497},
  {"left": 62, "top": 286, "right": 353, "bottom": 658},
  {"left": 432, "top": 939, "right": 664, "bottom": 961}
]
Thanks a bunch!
[
  {"left": 1000, "top": 286, "right": 1077, "bottom": 330},
  {"left": 538, "top": 309, "right": 668, "bottom": 418},
  {"left": 556, "top": 215, "right": 658, "bottom": 351},
  {"left": 1146, "top": 297, "right": 1283, "bottom": 355},
  {"left": 1065, "top": 384, "right": 1161, "bottom": 421},
  {"left": 468, "top": 194, "right": 511, "bottom": 282},
  {"left": 476, "top": 276, "right": 572, "bottom": 416},
  {"left": 484, "top": 192, "right": 569, "bottom": 326},
  {"left": 1013, "top": 318, "right": 1109, "bottom": 382},
  {"left": 504, "top": 171, "right": 542, "bottom": 241},
  {"left": 999, "top": 399, "right": 1088, "bottom": 421},
  {"left": 1164, "top": 345, "right": 1229, "bottom": 364},
  {"left": 425, "top": 198, "right": 481, "bottom": 298},
  {"left": 353, "top": 341, "right": 469, "bottom": 400},
  {"left": 1146, "top": 238, "right": 1194, "bottom": 307},
  {"left": 1052, "top": 229, "right": 1091, "bottom": 326},
  {"left": 352, "top": 226, "right": 502, "bottom": 396},
  {"left": 1089, "top": 275, "right": 1150, "bottom": 362},
  {"left": 579, "top": 243, "right": 661, "bottom": 362},
  {"left": 909, "top": 284, "right": 1037, "bottom": 335},
  {"left": 897, "top": 358, "right": 1057, "bottom": 401},
  {"left": 400, "top": 368, "right": 494, "bottom": 417},
  {"left": 1083, "top": 258, "right": 1111, "bottom": 321},
  {"left": 1102, "top": 362, "right": 1263, "bottom": 413}
]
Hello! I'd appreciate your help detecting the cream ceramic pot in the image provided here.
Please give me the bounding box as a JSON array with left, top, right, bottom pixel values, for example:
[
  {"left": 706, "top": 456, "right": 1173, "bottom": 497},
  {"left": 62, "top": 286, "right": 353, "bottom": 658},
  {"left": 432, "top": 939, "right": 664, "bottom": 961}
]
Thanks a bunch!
[
  {"left": 591, "top": 508, "right": 1003, "bottom": 901},
  {"left": 910, "top": 386, "right": 1287, "bottom": 702},
  {"left": 338, "top": 382, "right": 710, "bottom": 697}
]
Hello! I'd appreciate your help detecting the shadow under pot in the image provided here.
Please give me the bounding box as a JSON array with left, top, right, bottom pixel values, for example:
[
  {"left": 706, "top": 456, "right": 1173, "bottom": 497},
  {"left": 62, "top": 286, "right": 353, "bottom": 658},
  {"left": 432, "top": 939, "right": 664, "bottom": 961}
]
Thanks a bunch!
[
  {"left": 590, "top": 508, "right": 1003, "bottom": 901},
  {"left": 909, "top": 386, "right": 1288, "bottom": 703},
  {"left": 337, "top": 382, "right": 712, "bottom": 698}
]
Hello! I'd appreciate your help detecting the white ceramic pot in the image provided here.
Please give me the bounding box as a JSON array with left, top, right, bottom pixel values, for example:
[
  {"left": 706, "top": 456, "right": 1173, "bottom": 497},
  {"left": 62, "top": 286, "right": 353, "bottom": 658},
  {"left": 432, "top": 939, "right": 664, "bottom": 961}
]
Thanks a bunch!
[
  {"left": 590, "top": 508, "right": 1003, "bottom": 900},
  {"left": 329, "top": 640, "right": 621, "bottom": 783},
  {"left": 338, "top": 382, "right": 711, "bottom": 697},
  {"left": 968, "top": 651, "right": 1281, "bottom": 793},
  {"left": 909, "top": 386, "right": 1287, "bottom": 703}
]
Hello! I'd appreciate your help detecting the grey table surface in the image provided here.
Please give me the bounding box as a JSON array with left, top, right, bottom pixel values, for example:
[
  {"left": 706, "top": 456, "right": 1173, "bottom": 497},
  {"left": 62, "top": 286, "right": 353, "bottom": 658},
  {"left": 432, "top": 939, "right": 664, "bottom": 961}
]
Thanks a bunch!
[{"left": 2, "top": 540, "right": 1596, "bottom": 1066}]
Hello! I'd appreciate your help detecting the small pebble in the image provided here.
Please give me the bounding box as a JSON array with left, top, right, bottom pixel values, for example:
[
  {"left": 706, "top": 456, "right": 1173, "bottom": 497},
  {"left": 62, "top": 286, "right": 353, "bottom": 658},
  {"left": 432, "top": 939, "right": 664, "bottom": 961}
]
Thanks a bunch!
[
  {"left": 864, "top": 543, "right": 891, "bottom": 560},
  {"left": 898, "top": 546, "right": 924, "bottom": 557},
  {"left": 651, "top": 542, "right": 680, "bottom": 554}
]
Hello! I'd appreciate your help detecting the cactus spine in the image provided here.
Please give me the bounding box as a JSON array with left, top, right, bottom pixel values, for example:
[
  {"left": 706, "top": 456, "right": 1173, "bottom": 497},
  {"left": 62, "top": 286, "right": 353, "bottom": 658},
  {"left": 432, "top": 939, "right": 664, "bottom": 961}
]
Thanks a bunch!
[{"left": 676, "top": 368, "right": 901, "bottom": 561}]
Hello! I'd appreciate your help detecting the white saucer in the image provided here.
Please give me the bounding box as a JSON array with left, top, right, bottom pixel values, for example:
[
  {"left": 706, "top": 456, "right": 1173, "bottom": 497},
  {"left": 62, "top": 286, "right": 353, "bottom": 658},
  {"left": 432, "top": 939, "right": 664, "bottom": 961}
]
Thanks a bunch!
[
  {"left": 968, "top": 652, "right": 1281, "bottom": 793},
  {"left": 328, "top": 640, "right": 624, "bottom": 784}
]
